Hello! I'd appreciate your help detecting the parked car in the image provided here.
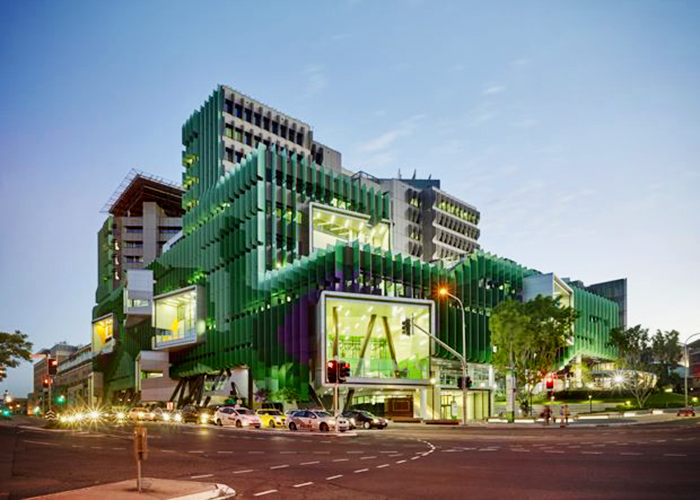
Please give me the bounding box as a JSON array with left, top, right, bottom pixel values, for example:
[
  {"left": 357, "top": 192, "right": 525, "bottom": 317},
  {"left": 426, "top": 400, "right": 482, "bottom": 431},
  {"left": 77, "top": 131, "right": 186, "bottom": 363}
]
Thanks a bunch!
[
  {"left": 151, "top": 407, "right": 181, "bottom": 422},
  {"left": 214, "top": 406, "right": 262, "bottom": 428},
  {"left": 287, "top": 410, "right": 349, "bottom": 432},
  {"left": 128, "top": 407, "right": 156, "bottom": 421},
  {"left": 256, "top": 408, "right": 287, "bottom": 428},
  {"left": 343, "top": 409, "right": 388, "bottom": 430},
  {"left": 181, "top": 405, "right": 215, "bottom": 424},
  {"left": 677, "top": 407, "right": 696, "bottom": 417}
]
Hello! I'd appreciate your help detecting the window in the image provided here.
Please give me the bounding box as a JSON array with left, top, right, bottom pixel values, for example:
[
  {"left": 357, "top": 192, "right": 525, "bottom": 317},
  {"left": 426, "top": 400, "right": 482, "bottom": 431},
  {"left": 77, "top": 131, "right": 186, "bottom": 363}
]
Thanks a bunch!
[
  {"left": 254, "top": 135, "right": 261, "bottom": 147},
  {"left": 235, "top": 151, "right": 243, "bottom": 163},
  {"left": 244, "top": 131, "right": 252, "bottom": 146},
  {"left": 225, "top": 99, "right": 233, "bottom": 114},
  {"left": 234, "top": 104, "right": 243, "bottom": 119},
  {"left": 225, "top": 147, "right": 234, "bottom": 162},
  {"left": 160, "top": 227, "right": 181, "bottom": 234},
  {"left": 253, "top": 112, "right": 261, "bottom": 127},
  {"left": 280, "top": 124, "right": 287, "bottom": 139},
  {"left": 296, "top": 131, "right": 304, "bottom": 146},
  {"left": 126, "top": 256, "right": 143, "bottom": 264},
  {"left": 271, "top": 121, "right": 279, "bottom": 134},
  {"left": 225, "top": 124, "right": 233, "bottom": 139},
  {"left": 234, "top": 128, "right": 243, "bottom": 142},
  {"left": 263, "top": 116, "right": 270, "bottom": 130},
  {"left": 125, "top": 226, "right": 143, "bottom": 234},
  {"left": 244, "top": 107, "right": 252, "bottom": 122},
  {"left": 125, "top": 241, "right": 143, "bottom": 249}
]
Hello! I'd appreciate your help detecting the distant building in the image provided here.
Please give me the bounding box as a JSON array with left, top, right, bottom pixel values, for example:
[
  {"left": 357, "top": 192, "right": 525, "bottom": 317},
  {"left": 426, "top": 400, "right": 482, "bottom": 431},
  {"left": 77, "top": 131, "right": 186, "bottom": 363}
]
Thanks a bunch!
[
  {"left": 586, "top": 278, "right": 628, "bottom": 329},
  {"left": 54, "top": 345, "right": 94, "bottom": 407},
  {"left": 33, "top": 342, "right": 79, "bottom": 408}
]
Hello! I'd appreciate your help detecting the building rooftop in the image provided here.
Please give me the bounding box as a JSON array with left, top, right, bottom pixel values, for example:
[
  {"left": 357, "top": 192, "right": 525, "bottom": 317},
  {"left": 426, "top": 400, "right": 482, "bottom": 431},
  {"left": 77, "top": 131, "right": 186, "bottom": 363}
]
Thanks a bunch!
[{"left": 102, "top": 169, "right": 184, "bottom": 217}]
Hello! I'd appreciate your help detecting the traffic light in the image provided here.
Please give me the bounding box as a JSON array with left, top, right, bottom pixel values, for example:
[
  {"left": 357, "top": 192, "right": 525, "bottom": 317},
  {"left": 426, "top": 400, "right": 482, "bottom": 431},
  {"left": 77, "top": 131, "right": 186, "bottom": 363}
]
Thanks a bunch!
[
  {"left": 57, "top": 395, "right": 66, "bottom": 404},
  {"left": 47, "top": 358, "right": 58, "bottom": 375},
  {"left": 339, "top": 362, "right": 351, "bottom": 383},
  {"left": 457, "top": 376, "right": 473, "bottom": 389},
  {"left": 545, "top": 375, "right": 554, "bottom": 390},
  {"left": 42, "top": 377, "right": 50, "bottom": 389},
  {"left": 327, "top": 360, "right": 338, "bottom": 384},
  {"left": 401, "top": 319, "right": 412, "bottom": 336}
]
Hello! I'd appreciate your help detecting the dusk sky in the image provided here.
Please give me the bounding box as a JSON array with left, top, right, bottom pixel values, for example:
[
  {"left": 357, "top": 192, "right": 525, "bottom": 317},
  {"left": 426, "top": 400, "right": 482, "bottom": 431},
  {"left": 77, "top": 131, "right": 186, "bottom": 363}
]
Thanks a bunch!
[{"left": 1, "top": 0, "right": 698, "bottom": 397}]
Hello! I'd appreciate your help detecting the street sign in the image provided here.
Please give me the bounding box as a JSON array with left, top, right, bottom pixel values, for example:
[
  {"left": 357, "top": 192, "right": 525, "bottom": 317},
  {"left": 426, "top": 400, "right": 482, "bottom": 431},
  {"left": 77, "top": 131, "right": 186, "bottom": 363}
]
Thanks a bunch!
[{"left": 166, "top": 401, "right": 174, "bottom": 411}]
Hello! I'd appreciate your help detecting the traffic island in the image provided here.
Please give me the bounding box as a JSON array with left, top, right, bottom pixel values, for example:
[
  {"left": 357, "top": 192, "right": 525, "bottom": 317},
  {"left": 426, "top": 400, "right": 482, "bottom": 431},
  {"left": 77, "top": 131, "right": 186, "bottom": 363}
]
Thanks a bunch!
[{"left": 26, "top": 478, "right": 235, "bottom": 500}]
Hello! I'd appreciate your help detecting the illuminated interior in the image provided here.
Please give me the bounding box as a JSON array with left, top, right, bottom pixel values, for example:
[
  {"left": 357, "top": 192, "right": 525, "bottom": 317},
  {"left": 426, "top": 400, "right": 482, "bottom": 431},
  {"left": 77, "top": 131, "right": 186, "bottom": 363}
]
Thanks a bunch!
[
  {"left": 324, "top": 295, "right": 431, "bottom": 382},
  {"left": 311, "top": 204, "right": 390, "bottom": 252},
  {"left": 92, "top": 314, "right": 115, "bottom": 354},
  {"left": 153, "top": 287, "right": 203, "bottom": 349}
]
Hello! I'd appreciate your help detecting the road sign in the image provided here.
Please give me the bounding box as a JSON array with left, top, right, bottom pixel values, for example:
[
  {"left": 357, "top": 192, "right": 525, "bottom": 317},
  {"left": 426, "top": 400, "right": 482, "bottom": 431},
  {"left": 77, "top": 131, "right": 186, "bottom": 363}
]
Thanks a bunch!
[{"left": 166, "top": 401, "right": 174, "bottom": 411}]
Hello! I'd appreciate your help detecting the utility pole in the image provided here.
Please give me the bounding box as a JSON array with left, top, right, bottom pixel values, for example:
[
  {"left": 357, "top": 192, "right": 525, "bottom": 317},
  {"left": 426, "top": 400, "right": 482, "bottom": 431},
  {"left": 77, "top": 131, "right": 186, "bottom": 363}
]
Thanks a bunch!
[
  {"left": 438, "top": 289, "right": 469, "bottom": 425},
  {"left": 410, "top": 319, "right": 468, "bottom": 425}
]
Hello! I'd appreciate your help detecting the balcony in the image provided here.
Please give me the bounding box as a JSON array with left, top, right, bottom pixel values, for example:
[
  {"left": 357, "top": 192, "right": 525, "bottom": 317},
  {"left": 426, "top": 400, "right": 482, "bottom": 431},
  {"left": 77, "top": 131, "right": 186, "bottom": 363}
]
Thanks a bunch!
[{"left": 152, "top": 285, "right": 205, "bottom": 351}]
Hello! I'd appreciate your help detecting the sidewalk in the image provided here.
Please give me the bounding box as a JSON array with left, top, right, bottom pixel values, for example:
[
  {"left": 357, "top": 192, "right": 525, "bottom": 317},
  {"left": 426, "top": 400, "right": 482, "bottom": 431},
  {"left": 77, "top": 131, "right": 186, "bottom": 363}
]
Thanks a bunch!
[{"left": 26, "top": 478, "right": 235, "bottom": 500}]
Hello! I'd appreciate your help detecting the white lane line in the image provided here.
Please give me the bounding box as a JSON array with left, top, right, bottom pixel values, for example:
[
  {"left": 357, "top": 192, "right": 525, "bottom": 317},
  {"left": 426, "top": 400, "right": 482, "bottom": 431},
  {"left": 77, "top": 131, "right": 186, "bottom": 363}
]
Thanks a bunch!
[
  {"left": 293, "top": 482, "right": 314, "bottom": 488},
  {"left": 388, "top": 454, "right": 402, "bottom": 457},
  {"left": 347, "top": 451, "right": 364, "bottom": 454},
  {"left": 23, "top": 440, "right": 57, "bottom": 446},
  {"left": 478, "top": 448, "right": 497, "bottom": 452},
  {"left": 620, "top": 452, "right": 642, "bottom": 456},
  {"left": 380, "top": 451, "right": 398, "bottom": 454},
  {"left": 396, "top": 459, "right": 407, "bottom": 464},
  {"left": 354, "top": 468, "right": 369, "bottom": 473},
  {"left": 582, "top": 451, "right": 602, "bottom": 455},
  {"left": 161, "top": 449, "right": 175, "bottom": 453},
  {"left": 545, "top": 451, "right": 564, "bottom": 454},
  {"left": 254, "top": 490, "right": 278, "bottom": 497},
  {"left": 233, "top": 469, "right": 254, "bottom": 474},
  {"left": 270, "top": 464, "right": 289, "bottom": 469},
  {"left": 314, "top": 451, "right": 331, "bottom": 454},
  {"left": 411, "top": 456, "right": 420, "bottom": 460},
  {"left": 300, "top": 461, "right": 320, "bottom": 465},
  {"left": 91, "top": 446, "right": 103, "bottom": 449},
  {"left": 189, "top": 450, "right": 204, "bottom": 454},
  {"left": 360, "top": 456, "right": 377, "bottom": 460},
  {"left": 248, "top": 451, "right": 264, "bottom": 454},
  {"left": 333, "top": 458, "right": 349, "bottom": 462},
  {"left": 112, "top": 447, "right": 126, "bottom": 450},
  {"left": 664, "top": 453, "right": 687, "bottom": 457},
  {"left": 72, "top": 445, "right": 83, "bottom": 448},
  {"left": 377, "top": 464, "right": 390, "bottom": 469},
  {"left": 280, "top": 451, "right": 296, "bottom": 454},
  {"left": 512, "top": 449, "right": 530, "bottom": 452},
  {"left": 191, "top": 474, "right": 214, "bottom": 479},
  {"left": 217, "top": 451, "right": 233, "bottom": 454},
  {"left": 326, "top": 474, "right": 343, "bottom": 480}
]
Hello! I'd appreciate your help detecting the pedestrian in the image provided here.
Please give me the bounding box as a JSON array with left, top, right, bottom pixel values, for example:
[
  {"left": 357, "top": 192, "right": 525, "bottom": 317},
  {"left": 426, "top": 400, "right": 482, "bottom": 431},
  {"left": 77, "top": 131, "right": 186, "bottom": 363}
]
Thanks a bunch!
[{"left": 564, "top": 404, "right": 570, "bottom": 425}]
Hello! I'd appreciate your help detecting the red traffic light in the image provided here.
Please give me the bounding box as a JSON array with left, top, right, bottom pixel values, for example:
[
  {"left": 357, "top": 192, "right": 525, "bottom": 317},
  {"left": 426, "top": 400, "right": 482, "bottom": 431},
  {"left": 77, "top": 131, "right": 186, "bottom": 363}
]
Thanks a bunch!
[
  {"left": 327, "top": 360, "right": 338, "bottom": 383},
  {"left": 42, "top": 378, "right": 50, "bottom": 388},
  {"left": 545, "top": 376, "right": 554, "bottom": 390}
]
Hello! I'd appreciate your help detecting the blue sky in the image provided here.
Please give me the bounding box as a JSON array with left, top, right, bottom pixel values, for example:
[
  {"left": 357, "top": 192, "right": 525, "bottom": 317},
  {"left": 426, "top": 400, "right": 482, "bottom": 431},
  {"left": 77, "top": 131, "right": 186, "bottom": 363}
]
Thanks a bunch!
[{"left": 1, "top": 0, "right": 698, "bottom": 397}]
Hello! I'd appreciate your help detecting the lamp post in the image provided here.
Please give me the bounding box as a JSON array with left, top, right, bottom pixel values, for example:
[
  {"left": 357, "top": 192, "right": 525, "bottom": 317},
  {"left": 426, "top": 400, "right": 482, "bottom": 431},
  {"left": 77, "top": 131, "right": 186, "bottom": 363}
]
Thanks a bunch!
[
  {"left": 588, "top": 394, "right": 592, "bottom": 414},
  {"left": 683, "top": 333, "right": 700, "bottom": 409},
  {"left": 438, "top": 287, "right": 468, "bottom": 426}
]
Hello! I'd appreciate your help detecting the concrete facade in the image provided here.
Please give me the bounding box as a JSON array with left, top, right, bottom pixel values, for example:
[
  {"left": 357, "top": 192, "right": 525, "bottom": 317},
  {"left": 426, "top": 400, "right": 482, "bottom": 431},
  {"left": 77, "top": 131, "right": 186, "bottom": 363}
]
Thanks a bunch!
[{"left": 54, "top": 345, "right": 93, "bottom": 407}]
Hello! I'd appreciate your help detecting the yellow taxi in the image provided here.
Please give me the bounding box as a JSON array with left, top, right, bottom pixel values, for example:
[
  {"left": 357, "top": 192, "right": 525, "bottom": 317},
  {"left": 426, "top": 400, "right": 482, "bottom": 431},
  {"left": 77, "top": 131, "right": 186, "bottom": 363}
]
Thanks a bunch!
[{"left": 256, "top": 408, "right": 287, "bottom": 428}]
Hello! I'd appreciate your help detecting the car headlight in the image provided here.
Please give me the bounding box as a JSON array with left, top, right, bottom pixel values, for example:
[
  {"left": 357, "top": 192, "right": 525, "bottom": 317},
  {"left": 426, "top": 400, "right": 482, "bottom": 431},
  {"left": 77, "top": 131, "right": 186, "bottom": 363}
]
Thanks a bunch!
[
  {"left": 138, "top": 412, "right": 144, "bottom": 418},
  {"left": 150, "top": 413, "right": 155, "bottom": 418},
  {"left": 174, "top": 413, "right": 182, "bottom": 422},
  {"left": 90, "top": 411, "right": 101, "bottom": 420},
  {"left": 163, "top": 413, "right": 171, "bottom": 421},
  {"left": 373, "top": 419, "right": 379, "bottom": 423},
  {"left": 350, "top": 418, "right": 356, "bottom": 425},
  {"left": 117, "top": 412, "right": 126, "bottom": 419},
  {"left": 200, "top": 415, "right": 209, "bottom": 423}
]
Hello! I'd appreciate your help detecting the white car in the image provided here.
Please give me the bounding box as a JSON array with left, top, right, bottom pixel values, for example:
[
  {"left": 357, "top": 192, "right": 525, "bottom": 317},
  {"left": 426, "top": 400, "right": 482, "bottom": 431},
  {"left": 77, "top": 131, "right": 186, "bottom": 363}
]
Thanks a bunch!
[
  {"left": 287, "top": 410, "right": 349, "bottom": 432},
  {"left": 214, "top": 406, "right": 262, "bottom": 428}
]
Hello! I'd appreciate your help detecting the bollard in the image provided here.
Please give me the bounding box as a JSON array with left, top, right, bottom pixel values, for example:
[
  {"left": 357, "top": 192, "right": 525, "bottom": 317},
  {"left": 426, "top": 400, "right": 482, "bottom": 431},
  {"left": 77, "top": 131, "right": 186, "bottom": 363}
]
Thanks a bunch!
[{"left": 133, "top": 425, "right": 148, "bottom": 492}]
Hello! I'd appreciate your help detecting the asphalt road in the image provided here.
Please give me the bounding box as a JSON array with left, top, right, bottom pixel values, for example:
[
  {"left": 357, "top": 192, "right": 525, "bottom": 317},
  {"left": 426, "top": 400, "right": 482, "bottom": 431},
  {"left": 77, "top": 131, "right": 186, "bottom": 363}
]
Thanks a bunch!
[{"left": 2, "top": 417, "right": 700, "bottom": 499}]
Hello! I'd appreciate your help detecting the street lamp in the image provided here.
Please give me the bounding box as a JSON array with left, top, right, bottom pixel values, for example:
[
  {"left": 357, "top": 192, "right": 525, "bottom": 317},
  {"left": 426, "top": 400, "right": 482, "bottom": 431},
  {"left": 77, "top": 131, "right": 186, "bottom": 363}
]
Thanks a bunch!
[
  {"left": 438, "top": 286, "right": 468, "bottom": 426},
  {"left": 682, "top": 333, "right": 700, "bottom": 409}
]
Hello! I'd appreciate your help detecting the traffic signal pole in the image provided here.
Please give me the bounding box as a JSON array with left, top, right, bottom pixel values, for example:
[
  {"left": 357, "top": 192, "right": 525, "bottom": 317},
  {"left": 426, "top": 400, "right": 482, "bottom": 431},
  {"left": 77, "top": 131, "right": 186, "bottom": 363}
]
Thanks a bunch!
[{"left": 410, "top": 319, "right": 469, "bottom": 425}]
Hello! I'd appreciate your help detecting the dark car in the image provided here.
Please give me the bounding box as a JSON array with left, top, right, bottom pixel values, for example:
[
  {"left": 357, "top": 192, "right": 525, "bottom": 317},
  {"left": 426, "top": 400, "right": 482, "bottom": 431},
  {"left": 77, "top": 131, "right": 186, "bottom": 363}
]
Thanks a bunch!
[
  {"left": 677, "top": 407, "right": 696, "bottom": 417},
  {"left": 181, "top": 405, "right": 218, "bottom": 424},
  {"left": 342, "top": 410, "right": 388, "bottom": 430}
]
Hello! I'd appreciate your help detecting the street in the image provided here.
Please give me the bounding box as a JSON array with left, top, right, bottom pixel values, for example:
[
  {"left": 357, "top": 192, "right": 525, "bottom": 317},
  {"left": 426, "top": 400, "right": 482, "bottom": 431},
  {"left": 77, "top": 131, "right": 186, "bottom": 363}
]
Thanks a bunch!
[{"left": 2, "top": 417, "right": 700, "bottom": 499}]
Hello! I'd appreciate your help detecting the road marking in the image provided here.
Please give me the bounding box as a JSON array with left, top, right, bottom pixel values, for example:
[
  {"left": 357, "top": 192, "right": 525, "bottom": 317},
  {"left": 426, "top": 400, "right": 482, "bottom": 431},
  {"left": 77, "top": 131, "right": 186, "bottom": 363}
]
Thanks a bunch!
[
  {"left": 270, "top": 464, "right": 289, "bottom": 469},
  {"left": 545, "top": 451, "right": 564, "bottom": 454},
  {"left": 112, "top": 447, "right": 126, "bottom": 450},
  {"left": 620, "top": 452, "right": 642, "bottom": 456},
  {"left": 354, "top": 468, "right": 369, "bottom": 473},
  {"left": 254, "top": 490, "right": 278, "bottom": 497},
  {"left": 233, "top": 469, "right": 254, "bottom": 474},
  {"left": 189, "top": 450, "right": 204, "bottom": 454},
  {"left": 377, "top": 463, "right": 390, "bottom": 468},
  {"left": 380, "top": 451, "right": 398, "bottom": 454},
  {"left": 333, "top": 458, "right": 349, "bottom": 462},
  {"left": 512, "top": 449, "right": 530, "bottom": 452},
  {"left": 479, "top": 448, "right": 497, "bottom": 452},
  {"left": 360, "top": 456, "right": 377, "bottom": 460},
  {"left": 388, "top": 454, "right": 402, "bottom": 457},
  {"left": 91, "top": 446, "right": 103, "bottom": 449},
  {"left": 161, "top": 449, "right": 175, "bottom": 453},
  {"left": 655, "top": 440, "right": 667, "bottom": 443},
  {"left": 293, "top": 482, "right": 314, "bottom": 488},
  {"left": 347, "top": 451, "right": 364, "bottom": 454},
  {"left": 249, "top": 451, "right": 264, "bottom": 454},
  {"left": 567, "top": 446, "right": 581, "bottom": 449},
  {"left": 411, "top": 456, "right": 420, "bottom": 460},
  {"left": 663, "top": 453, "right": 687, "bottom": 457},
  {"left": 191, "top": 474, "right": 214, "bottom": 479},
  {"left": 582, "top": 451, "right": 602, "bottom": 455},
  {"left": 72, "top": 445, "right": 83, "bottom": 448},
  {"left": 396, "top": 460, "right": 407, "bottom": 464},
  {"left": 23, "top": 440, "right": 57, "bottom": 446},
  {"left": 326, "top": 474, "right": 343, "bottom": 480},
  {"left": 280, "top": 451, "right": 296, "bottom": 454},
  {"left": 217, "top": 451, "right": 233, "bottom": 454},
  {"left": 300, "top": 461, "right": 320, "bottom": 465}
]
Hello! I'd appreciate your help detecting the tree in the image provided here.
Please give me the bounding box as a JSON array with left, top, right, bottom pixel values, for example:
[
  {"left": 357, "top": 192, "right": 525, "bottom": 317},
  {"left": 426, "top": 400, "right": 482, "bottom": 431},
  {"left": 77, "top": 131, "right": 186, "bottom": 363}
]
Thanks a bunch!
[
  {"left": 275, "top": 387, "right": 300, "bottom": 405},
  {"left": 650, "top": 330, "right": 683, "bottom": 389},
  {"left": 491, "top": 296, "right": 578, "bottom": 415},
  {"left": 0, "top": 330, "right": 33, "bottom": 381},
  {"left": 608, "top": 325, "right": 656, "bottom": 408}
]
